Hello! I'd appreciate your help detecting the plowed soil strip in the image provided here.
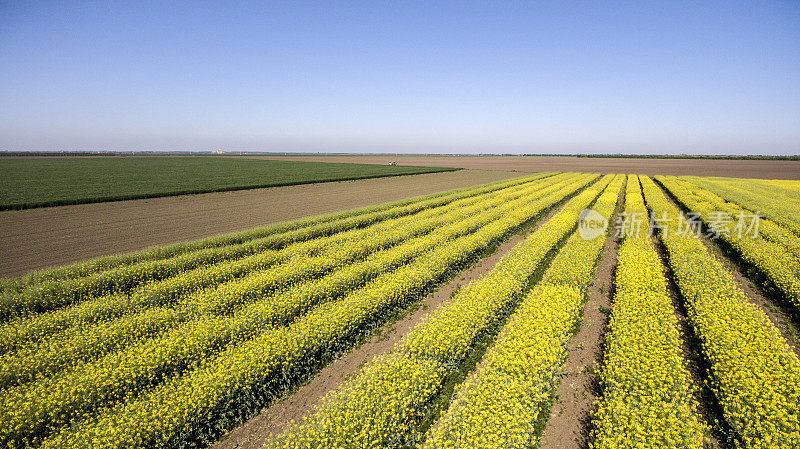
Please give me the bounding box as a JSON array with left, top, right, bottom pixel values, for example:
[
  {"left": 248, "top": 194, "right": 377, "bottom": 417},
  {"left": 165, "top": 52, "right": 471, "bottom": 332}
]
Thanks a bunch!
[
  {"left": 0, "top": 170, "right": 521, "bottom": 277},
  {"left": 213, "top": 193, "right": 570, "bottom": 449}
]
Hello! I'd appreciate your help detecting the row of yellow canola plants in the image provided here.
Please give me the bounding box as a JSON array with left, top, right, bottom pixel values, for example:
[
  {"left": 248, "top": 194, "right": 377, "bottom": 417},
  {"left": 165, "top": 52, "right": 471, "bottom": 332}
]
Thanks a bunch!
[
  {"left": 640, "top": 175, "right": 800, "bottom": 448},
  {"left": 0, "top": 174, "right": 551, "bottom": 320},
  {"left": 758, "top": 179, "right": 800, "bottom": 198},
  {"left": 419, "top": 175, "right": 625, "bottom": 448},
  {"left": 680, "top": 176, "right": 800, "bottom": 236},
  {"left": 264, "top": 174, "right": 615, "bottom": 448},
  {"left": 13, "top": 174, "right": 599, "bottom": 448},
  {"left": 657, "top": 176, "right": 800, "bottom": 313},
  {"left": 0, "top": 174, "right": 570, "bottom": 392},
  {"left": 590, "top": 175, "right": 705, "bottom": 448}
]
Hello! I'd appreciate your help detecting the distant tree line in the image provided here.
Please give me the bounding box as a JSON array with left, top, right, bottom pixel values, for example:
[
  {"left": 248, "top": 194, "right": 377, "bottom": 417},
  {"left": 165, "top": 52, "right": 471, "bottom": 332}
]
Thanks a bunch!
[{"left": 2, "top": 151, "right": 798, "bottom": 160}]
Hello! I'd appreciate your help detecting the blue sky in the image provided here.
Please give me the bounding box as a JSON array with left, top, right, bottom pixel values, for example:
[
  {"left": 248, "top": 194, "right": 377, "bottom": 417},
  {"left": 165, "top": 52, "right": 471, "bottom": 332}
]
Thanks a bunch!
[{"left": 1, "top": 1, "right": 798, "bottom": 154}]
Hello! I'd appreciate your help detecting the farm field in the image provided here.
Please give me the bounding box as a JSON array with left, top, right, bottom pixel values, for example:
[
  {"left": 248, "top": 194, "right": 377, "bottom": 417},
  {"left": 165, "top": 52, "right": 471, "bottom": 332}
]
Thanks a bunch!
[
  {"left": 1, "top": 171, "right": 799, "bottom": 449},
  {"left": 0, "top": 156, "right": 458, "bottom": 210},
  {"left": 247, "top": 154, "right": 800, "bottom": 179},
  {"left": 0, "top": 169, "right": 519, "bottom": 277}
]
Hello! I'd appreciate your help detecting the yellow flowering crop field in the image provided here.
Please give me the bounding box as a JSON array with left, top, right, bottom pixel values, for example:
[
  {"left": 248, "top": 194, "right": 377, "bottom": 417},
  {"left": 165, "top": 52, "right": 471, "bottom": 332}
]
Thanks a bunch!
[{"left": 1, "top": 170, "right": 798, "bottom": 449}]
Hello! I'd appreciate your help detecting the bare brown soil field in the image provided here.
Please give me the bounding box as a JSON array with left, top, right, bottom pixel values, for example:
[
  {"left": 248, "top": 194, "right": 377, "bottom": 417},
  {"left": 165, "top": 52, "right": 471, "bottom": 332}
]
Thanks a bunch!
[
  {"left": 245, "top": 155, "right": 800, "bottom": 179},
  {"left": 0, "top": 169, "right": 520, "bottom": 277}
]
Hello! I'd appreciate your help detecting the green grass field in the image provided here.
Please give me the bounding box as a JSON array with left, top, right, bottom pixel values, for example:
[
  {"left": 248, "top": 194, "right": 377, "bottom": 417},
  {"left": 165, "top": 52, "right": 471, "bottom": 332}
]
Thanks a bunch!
[{"left": 0, "top": 157, "right": 459, "bottom": 210}]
